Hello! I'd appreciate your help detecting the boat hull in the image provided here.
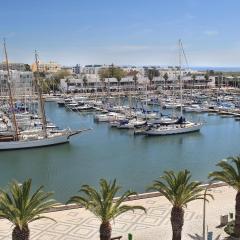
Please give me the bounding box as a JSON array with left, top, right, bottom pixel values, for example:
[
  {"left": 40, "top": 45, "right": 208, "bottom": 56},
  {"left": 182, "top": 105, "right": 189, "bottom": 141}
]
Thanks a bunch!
[
  {"left": 145, "top": 124, "right": 202, "bottom": 136},
  {"left": 0, "top": 134, "right": 70, "bottom": 150}
]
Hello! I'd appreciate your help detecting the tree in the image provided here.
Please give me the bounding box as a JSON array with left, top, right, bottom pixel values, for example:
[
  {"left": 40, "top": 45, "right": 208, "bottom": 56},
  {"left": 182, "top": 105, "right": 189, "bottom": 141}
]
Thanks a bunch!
[
  {"left": 83, "top": 75, "right": 88, "bottom": 92},
  {"left": 98, "top": 69, "right": 107, "bottom": 92},
  {"left": 110, "top": 65, "right": 125, "bottom": 90},
  {"left": 208, "top": 70, "right": 215, "bottom": 76},
  {"left": 52, "top": 70, "right": 71, "bottom": 85},
  {"left": 65, "top": 78, "right": 70, "bottom": 93},
  {"left": 0, "top": 179, "right": 56, "bottom": 240},
  {"left": 24, "top": 64, "right": 31, "bottom": 72},
  {"left": 163, "top": 73, "right": 169, "bottom": 89},
  {"left": 133, "top": 74, "right": 138, "bottom": 91},
  {"left": 147, "top": 71, "right": 154, "bottom": 90},
  {"left": 204, "top": 73, "right": 209, "bottom": 89},
  {"left": 40, "top": 79, "right": 51, "bottom": 94},
  {"left": 99, "top": 68, "right": 108, "bottom": 80},
  {"left": 218, "top": 72, "right": 223, "bottom": 88},
  {"left": 98, "top": 65, "right": 125, "bottom": 93},
  {"left": 209, "top": 156, "right": 240, "bottom": 237},
  {"left": 116, "top": 75, "right": 122, "bottom": 93},
  {"left": 127, "top": 70, "right": 138, "bottom": 92},
  {"left": 148, "top": 170, "right": 210, "bottom": 240},
  {"left": 191, "top": 74, "right": 196, "bottom": 90},
  {"left": 146, "top": 68, "right": 159, "bottom": 90},
  {"left": 68, "top": 179, "right": 146, "bottom": 240}
]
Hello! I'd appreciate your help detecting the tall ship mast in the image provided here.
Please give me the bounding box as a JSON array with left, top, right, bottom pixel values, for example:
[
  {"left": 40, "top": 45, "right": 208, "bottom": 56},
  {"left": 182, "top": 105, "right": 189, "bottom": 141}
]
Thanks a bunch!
[
  {"left": 0, "top": 43, "right": 90, "bottom": 150},
  {"left": 34, "top": 50, "right": 48, "bottom": 138},
  {"left": 3, "top": 39, "right": 19, "bottom": 141},
  {"left": 179, "top": 39, "right": 183, "bottom": 117},
  {"left": 144, "top": 39, "right": 203, "bottom": 136}
]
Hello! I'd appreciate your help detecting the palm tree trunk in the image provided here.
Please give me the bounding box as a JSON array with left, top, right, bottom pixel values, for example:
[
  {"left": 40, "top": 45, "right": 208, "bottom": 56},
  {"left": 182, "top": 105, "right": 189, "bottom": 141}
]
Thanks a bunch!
[
  {"left": 100, "top": 221, "right": 112, "bottom": 240},
  {"left": 171, "top": 206, "right": 184, "bottom": 240},
  {"left": 12, "top": 226, "right": 30, "bottom": 240},
  {"left": 234, "top": 191, "right": 240, "bottom": 237}
]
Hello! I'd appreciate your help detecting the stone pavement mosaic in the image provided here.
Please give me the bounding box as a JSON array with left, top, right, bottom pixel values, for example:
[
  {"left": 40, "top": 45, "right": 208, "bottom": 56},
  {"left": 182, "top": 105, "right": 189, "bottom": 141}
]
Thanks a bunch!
[{"left": 0, "top": 186, "right": 236, "bottom": 240}]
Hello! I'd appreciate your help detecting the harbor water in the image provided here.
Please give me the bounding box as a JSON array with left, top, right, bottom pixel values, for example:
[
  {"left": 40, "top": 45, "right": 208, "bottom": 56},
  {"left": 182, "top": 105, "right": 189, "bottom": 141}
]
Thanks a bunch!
[{"left": 0, "top": 101, "right": 239, "bottom": 202}]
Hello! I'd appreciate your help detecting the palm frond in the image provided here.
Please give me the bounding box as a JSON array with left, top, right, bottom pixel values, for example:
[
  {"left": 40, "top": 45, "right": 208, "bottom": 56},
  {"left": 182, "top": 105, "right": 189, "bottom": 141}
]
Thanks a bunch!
[
  {"left": 0, "top": 179, "right": 56, "bottom": 229},
  {"left": 68, "top": 179, "right": 145, "bottom": 222},
  {"left": 209, "top": 157, "right": 240, "bottom": 190},
  {"left": 148, "top": 170, "right": 209, "bottom": 208}
]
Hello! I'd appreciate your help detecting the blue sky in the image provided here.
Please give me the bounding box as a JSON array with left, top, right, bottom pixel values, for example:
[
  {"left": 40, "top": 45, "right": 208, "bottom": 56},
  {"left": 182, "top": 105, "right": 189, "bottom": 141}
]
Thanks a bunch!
[{"left": 1, "top": 0, "right": 240, "bottom": 66}]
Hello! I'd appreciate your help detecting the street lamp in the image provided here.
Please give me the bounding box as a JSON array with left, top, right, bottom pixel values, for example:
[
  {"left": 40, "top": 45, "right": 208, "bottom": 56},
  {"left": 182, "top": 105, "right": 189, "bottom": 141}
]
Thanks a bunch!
[{"left": 203, "top": 182, "right": 213, "bottom": 240}]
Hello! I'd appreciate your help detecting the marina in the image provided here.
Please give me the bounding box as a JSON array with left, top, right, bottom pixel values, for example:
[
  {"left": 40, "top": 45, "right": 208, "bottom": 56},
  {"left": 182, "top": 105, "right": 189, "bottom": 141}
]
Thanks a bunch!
[
  {"left": 0, "top": 99, "right": 240, "bottom": 202},
  {"left": 2, "top": 1, "right": 240, "bottom": 239}
]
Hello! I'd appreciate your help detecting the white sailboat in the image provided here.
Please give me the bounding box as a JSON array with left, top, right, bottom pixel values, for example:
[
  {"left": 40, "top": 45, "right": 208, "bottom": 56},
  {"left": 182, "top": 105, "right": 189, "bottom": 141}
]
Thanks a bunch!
[
  {"left": 0, "top": 43, "right": 89, "bottom": 150},
  {"left": 144, "top": 39, "right": 203, "bottom": 136},
  {"left": 145, "top": 121, "right": 202, "bottom": 136}
]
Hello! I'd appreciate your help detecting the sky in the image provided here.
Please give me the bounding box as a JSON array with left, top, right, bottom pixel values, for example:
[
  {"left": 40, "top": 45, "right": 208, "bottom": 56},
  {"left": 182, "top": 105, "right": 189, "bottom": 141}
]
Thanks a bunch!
[{"left": 1, "top": 0, "right": 240, "bottom": 67}]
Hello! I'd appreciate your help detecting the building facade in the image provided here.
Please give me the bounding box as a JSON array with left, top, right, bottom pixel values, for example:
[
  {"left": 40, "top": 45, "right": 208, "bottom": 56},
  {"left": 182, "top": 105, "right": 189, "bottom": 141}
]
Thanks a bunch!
[
  {"left": 0, "top": 62, "right": 29, "bottom": 72},
  {"left": 72, "top": 64, "right": 82, "bottom": 74},
  {"left": 59, "top": 73, "right": 213, "bottom": 93},
  {"left": 31, "top": 61, "right": 61, "bottom": 73},
  {"left": 0, "top": 70, "right": 33, "bottom": 97}
]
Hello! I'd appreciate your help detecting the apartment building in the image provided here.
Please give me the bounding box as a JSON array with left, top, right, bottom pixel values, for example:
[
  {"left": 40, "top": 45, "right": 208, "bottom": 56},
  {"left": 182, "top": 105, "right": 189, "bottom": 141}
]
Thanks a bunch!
[
  {"left": 0, "top": 62, "right": 28, "bottom": 72},
  {"left": 0, "top": 70, "right": 33, "bottom": 97},
  {"left": 31, "top": 61, "right": 61, "bottom": 73}
]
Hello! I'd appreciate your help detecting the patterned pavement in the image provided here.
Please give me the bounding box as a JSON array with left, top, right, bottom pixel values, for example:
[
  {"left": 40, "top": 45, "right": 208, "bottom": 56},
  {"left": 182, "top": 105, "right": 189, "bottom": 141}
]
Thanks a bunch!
[{"left": 0, "top": 186, "right": 236, "bottom": 240}]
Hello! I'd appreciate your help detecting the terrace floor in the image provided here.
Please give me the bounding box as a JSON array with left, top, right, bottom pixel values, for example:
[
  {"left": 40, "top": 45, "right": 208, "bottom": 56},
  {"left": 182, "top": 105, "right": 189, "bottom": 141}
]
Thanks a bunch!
[{"left": 0, "top": 185, "right": 236, "bottom": 240}]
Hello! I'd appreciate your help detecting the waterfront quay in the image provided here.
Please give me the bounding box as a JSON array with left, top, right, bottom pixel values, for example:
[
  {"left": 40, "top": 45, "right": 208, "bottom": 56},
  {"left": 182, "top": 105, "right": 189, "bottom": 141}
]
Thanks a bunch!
[{"left": 0, "top": 185, "right": 235, "bottom": 239}]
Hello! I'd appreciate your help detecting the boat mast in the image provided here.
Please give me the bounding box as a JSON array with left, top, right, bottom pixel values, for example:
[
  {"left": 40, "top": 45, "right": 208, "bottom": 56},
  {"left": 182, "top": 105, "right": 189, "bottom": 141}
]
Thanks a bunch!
[
  {"left": 34, "top": 50, "right": 47, "bottom": 138},
  {"left": 3, "top": 39, "right": 19, "bottom": 140},
  {"left": 179, "top": 39, "right": 183, "bottom": 117}
]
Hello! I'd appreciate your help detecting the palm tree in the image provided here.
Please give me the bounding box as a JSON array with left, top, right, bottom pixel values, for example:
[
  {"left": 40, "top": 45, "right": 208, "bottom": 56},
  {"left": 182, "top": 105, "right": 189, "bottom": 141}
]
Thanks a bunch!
[
  {"left": 209, "top": 156, "right": 240, "bottom": 237},
  {"left": 0, "top": 179, "right": 56, "bottom": 240},
  {"left": 65, "top": 78, "right": 70, "bottom": 93},
  {"left": 148, "top": 170, "right": 210, "bottom": 240},
  {"left": 133, "top": 74, "right": 138, "bottom": 91},
  {"left": 204, "top": 73, "right": 209, "bottom": 89},
  {"left": 116, "top": 76, "right": 121, "bottom": 93},
  {"left": 191, "top": 74, "right": 196, "bottom": 90},
  {"left": 163, "top": 73, "right": 169, "bottom": 90},
  {"left": 147, "top": 71, "right": 154, "bottom": 90},
  {"left": 68, "top": 179, "right": 146, "bottom": 240},
  {"left": 83, "top": 75, "right": 88, "bottom": 93}
]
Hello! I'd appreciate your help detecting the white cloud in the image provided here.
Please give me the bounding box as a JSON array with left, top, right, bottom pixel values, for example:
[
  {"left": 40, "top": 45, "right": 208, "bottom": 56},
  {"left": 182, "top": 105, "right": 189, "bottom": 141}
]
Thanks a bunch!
[{"left": 203, "top": 30, "right": 219, "bottom": 36}]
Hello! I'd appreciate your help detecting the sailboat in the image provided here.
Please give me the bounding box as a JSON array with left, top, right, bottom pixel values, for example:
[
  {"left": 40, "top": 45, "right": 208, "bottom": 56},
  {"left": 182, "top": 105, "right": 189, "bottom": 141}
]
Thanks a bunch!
[
  {"left": 144, "top": 40, "right": 203, "bottom": 136},
  {"left": 0, "top": 42, "right": 89, "bottom": 150}
]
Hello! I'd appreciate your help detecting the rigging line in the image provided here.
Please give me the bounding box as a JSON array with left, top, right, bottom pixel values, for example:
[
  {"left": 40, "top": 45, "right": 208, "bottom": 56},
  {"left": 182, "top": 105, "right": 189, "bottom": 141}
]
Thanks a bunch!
[{"left": 180, "top": 40, "right": 190, "bottom": 71}]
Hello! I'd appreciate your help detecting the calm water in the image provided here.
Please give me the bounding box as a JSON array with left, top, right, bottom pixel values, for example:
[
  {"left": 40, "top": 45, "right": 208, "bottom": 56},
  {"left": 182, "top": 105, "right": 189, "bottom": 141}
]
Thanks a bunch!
[{"left": 0, "top": 102, "right": 239, "bottom": 202}]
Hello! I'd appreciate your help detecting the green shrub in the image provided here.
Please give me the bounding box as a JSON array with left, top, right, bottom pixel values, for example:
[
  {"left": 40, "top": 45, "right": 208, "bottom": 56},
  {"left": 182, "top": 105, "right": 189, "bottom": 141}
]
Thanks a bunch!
[{"left": 224, "top": 220, "right": 238, "bottom": 238}]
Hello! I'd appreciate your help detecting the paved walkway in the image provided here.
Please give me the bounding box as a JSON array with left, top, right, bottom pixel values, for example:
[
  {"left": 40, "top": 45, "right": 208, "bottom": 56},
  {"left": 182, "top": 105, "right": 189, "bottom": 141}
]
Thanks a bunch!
[{"left": 0, "top": 186, "right": 236, "bottom": 240}]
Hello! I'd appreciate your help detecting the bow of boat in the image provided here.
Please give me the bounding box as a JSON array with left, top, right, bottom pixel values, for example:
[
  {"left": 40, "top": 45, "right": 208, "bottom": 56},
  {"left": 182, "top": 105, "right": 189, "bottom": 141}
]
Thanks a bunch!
[{"left": 67, "top": 128, "right": 92, "bottom": 138}]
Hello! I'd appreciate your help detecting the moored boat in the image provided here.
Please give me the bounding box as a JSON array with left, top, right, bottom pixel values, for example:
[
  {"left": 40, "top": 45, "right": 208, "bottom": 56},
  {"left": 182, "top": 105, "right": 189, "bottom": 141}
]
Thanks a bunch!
[
  {"left": 144, "top": 121, "right": 202, "bottom": 136},
  {"left": 0, "top": 45, "right": 89, "bottom": 150}
]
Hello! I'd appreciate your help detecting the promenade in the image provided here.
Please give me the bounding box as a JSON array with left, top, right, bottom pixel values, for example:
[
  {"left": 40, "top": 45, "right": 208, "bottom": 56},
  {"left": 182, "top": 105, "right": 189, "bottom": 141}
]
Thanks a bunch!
[{"left": 0, "top": 186, "right": 236, "bottom": 240}]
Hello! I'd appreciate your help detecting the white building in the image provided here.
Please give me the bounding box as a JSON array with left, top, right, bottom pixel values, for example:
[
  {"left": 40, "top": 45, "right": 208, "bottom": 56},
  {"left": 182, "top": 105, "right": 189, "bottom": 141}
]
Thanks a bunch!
[
  {"left": 0, "top": 70, "right": 33, "bottom": 97},
  {"left": 0, "top": 62, "right": 28, "bottom": 72},
  {"left": 82, "top": 65, "right": 106, "bottom": 74},
  {"left": 72, "top": 64, "right": 82, "bottom": 74},
  {"left": 31, "top": 61, "right": 61, "bottom": 73}
]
